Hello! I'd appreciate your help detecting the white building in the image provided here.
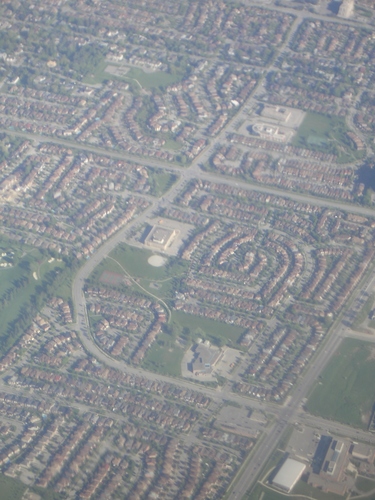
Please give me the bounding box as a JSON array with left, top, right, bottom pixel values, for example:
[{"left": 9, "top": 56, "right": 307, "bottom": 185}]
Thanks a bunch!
[{"left": 272, "top": 458, "right": 306, "bottom": 493}]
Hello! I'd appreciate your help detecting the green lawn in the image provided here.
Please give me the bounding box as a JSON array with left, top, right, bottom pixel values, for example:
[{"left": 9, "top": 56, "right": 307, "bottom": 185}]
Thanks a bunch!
[
  {"left": 355, "top": 475, "right": 375, "bottom": 494},
  {"left": 89, "top": 243, "right": 188, "bottom": 302},
  {"left": 126, "top": 67, "right": 184, "bottom": 90},
  {"left": 249, "top": 479, "right": 344, "bottom": 500},
  {"left": 84, "top": 63, "right": 186, "bottom": 90},
  {"left": 147, "top": 170, "right": 179, "bottom": 197},
  {"left": 292, "top": 112, "right": 362, "bottom": 162},
  {"left": 306, "top": 338, "right": 375, "bottom": 428},
  {"left": 0, "top": 265, "right": 26, "bottom": 297},
  {"left": 82, "top": 60, "right": 109, "bottom": 85},
  {"left": 0, "top": 257, "right": 43, "bottom": 343},
  {"left": 108, "top": 243, "right": 189, "bottom": 282},
  {"left": 143, "top": 311, "right": 246, "bottom": 376},
  {"left": 171, "top": 311, "right": 245, "bottom": 347},
  {"left": 249, "top": 484, "right": 291, "bottom": 500},
  {"left": 352, "top": 293, "right": 375, "bottom": 328},
  {"left": 0, "top": 474, "right": 26, "bottom": 500},
  {"left": 293, "top": 480, "right": 344, "bottom": 500},
  {"left": 164, "top": 139, "right": 182, "bottom": 151},
  {"left": 0, "top": 238, "right": 75, "bottom": 353},
  {"left": 276, "top": 425, "right": 294, "bottom": 452},
  {"left": 142, "top": 332, "right": 184, "bottom": 377}
]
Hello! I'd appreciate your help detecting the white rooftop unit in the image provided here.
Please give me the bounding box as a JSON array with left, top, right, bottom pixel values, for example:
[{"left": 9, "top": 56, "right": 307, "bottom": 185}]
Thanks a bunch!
[{"left": 272, "top": 458, "right": 306, "bottom": 492}]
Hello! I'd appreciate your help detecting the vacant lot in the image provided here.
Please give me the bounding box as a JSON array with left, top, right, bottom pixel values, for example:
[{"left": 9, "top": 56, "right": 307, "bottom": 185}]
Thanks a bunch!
[{"left": 306, "top": 338, "right": 375, "bottom": 428}]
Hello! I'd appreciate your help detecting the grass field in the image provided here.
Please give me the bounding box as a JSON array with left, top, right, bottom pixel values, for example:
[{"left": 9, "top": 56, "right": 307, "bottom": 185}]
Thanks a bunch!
[
  {"left": 249, "top": 483, "right": 343, "bottom": 500},
  {"left": 0, "top": 247, "right": 72, "bottom": 352},
  {"left": 89, "top": 243, "right": 188, "bottom": 302},
  {"left": 306, "top": 338, "right": 375, "bottom": 428},
  {"left": 293, "top": 481, "right": 343, "bottom": 500},
  {"left": 250, "top": 478, "right": 344, "bottom": 500},
  {"left": 355, "top": 475, "right": 375, "bottom": 494},
  {"left": 0, "top": 474, "right": 26, "bottom": 500},
  {"left": 142, "top": 332, "right": 184, "bottom": 376},
  {"left": 126, "top": 67, "right": 184, "bottom": 90},
  {"left": 171, "top": 311, "right": 245, "bottom": 347},
  {"left": 82, "top": 60, "right": 109, "bottom": 84},
  {"left": 108, "top": 243, "right": 188, "bottom": 282},
  {"left": 352, "top": 293, "right": 375, "bottom": 329},
  {"left": 143, "top": 311, "right": 246, "bottom": 376},
  {"left": 164, "top": 139, "right": 181, "bottom": 151},
  {"left": 83, "top": 62, "right": 185, "bottom": 90},
  {"left": 292, "top": 112, "right": 364, "bottom": 163},
  {"left": 147, "top": 170, "right": 178, "bottom": 197}
]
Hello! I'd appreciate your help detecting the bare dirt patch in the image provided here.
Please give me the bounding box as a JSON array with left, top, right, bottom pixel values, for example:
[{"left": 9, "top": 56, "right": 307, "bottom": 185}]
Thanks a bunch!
[
  {"left": 99, "top": 270, "right": 125, "bottom": 286},
  {"left": 148, "top": 255, "right": 167, "bottom": 267}
]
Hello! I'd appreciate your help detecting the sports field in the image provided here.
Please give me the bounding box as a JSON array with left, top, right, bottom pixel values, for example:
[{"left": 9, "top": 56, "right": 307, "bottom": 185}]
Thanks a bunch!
[{"left": 306, "top": 338, "right": 375, "bottom": 428}]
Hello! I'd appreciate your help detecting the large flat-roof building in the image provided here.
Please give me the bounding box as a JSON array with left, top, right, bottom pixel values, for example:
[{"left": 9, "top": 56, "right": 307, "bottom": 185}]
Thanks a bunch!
[
  {"left": 272, "top": 458, "right": 306, "bottom": 493},
  {"left": 145, "top": 225, "right": 178, "bottom": 251},
  {"left": 190, "top": 342, "right": 223, "bottom": 376},
  {"left": 261, "top": 105, "right": 292, "bottom": 123}
]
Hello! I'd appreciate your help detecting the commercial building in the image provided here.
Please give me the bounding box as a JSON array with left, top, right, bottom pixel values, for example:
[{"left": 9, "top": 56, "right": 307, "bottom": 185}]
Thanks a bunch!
[{"left": 272, "top": 458, "right": 306, "bottom": 493}]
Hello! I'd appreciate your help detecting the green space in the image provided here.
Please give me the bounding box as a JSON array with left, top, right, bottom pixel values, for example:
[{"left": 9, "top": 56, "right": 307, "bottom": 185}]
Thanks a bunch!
[
  {"left": 82, "top": 60, "right": 109, "bottom": 85},
  {"left": 147, "top": 170, "right": 179, "bottom": 197},
  {"left": 249, "top": 484, "right": 292, "bottom": 500},
  {"left": 0, "top": 236, "right": 78, "bottom": 354},
  {"left": 142, "top": 310, "right": 246, "bottom": 376},
  {"left": 171, "top": 311, "right": 245, "bottom": 347},
  {"left": 292, "top": 112, "right": 365, "bottom": 163},
  {"left": 142, "top": 332, "right": 184, "bottom": 377},
  {"left": 306, "top": 338, "right": 375, "bottom": 428},
  {"left": 352, "top": 293, "right": 375, "bottom": 329},
  {"left": 276, "top": 425, "right": 294, "bottom": 452},
  {"left": 126, "top": 67, "right": 185, "bottom": 90},
  {"left": 0, "top": 474, "right": 26, "bottom": 500},
  {"left": 293, "top": 480, "right": 343, "bottom": 500},
  {"left": 88, "top": 242, "right": 188, "bottom": 304},
  {"left": 164, "top": 139, "right": 181, "bottom": 151},
  {"left": 89, "top": 242, "right": 247, "bottom": 356},
  {"left": 356, "top": 6, "right": 373, "bottom": 17},
  {"left": 355, "top": 475, "right": 375, "bottom": 494},
  {"left": 83, "top": 63, "right": 186, "bottom": 90},
  {"left": 94, "top": 243, "right": 189, "bottom": 282},
  {"left": 250, "top": 477, "right": 343, "bottom": 500}
]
